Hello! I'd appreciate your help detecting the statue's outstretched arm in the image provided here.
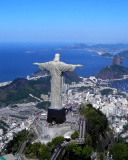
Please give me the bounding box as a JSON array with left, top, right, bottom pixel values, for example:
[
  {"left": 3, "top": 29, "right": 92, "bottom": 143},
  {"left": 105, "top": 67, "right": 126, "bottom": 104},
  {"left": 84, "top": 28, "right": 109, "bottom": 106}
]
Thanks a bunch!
[
  {"left": 33, "top": 63, "right": 39, "bottom": 65},
  {"left": 60, "top": 63, "right": 83, "bottom": 72},
  {"left": 33, "top": 62, "right": 50, "bottom": 71},
  {"left": 75, "top": 64, "right": 83, "bottom": 67}
]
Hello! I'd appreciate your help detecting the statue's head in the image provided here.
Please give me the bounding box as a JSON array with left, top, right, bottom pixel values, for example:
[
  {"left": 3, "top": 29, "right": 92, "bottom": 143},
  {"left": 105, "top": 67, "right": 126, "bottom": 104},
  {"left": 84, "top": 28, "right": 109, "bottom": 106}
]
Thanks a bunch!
[{"left": 54, "top": 53, "right": 60, "bottom": 62}]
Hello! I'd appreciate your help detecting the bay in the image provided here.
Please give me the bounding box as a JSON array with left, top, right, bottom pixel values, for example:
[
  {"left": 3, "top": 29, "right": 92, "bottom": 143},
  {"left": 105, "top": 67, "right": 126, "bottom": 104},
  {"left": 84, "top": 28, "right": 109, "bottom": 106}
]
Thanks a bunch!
[{"left": 0, "top": 42, "right": 128, "bottom": 84}]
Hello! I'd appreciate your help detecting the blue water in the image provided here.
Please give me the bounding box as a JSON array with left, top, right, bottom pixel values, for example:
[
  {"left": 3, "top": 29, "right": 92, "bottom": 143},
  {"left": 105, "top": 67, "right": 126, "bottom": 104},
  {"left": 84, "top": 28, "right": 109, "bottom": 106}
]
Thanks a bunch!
[{"left": 0, "top": 42, "right": 128, "bottom": 85}]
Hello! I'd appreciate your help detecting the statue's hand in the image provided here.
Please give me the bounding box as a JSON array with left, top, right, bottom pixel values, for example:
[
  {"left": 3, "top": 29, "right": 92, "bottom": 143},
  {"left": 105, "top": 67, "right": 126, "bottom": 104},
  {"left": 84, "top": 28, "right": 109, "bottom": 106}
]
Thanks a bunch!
[
  {"left": 33, "top": 63, "right": 39, "bottom": 65},
  {"left": 76, "top": 64, "right": 83, "bottom": 67}
]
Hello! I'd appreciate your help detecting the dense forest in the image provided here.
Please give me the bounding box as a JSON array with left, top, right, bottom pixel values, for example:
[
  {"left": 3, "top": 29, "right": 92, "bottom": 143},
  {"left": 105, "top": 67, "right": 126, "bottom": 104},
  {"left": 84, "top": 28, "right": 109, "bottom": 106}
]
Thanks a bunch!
[
  {"left": 5, "top": 129, "right": 29, "bottom": 154},
  {"left": 0, "top": 77, "right": 50, "bottom": 107},
  {"left": 81, "top": 104, "right": 109, "bottom": 149}
]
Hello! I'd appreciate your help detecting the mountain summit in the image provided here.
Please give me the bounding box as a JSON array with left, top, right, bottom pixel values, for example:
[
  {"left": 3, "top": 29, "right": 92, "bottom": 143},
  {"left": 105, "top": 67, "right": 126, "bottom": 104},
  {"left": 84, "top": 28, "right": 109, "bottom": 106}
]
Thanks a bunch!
[
  {"left": 111, "top": 54, "right": 123, "bottom": 66},
  {"left": 95, "top": 54, "right": 128, "bottom": 80}
]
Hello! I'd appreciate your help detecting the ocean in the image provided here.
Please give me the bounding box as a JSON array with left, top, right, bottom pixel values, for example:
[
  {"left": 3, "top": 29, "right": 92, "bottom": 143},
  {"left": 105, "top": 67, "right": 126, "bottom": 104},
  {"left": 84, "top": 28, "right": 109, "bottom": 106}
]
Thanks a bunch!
[{"left": 0, "top": 42, "right": 128, "bottom": 92}]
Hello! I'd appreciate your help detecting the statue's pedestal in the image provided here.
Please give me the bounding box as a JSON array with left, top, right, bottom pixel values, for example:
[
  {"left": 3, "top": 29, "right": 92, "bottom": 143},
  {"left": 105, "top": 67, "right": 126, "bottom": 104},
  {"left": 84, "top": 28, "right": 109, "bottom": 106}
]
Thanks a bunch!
[{"left": 47, "top": 107, "right": 66, "bottom": 124}]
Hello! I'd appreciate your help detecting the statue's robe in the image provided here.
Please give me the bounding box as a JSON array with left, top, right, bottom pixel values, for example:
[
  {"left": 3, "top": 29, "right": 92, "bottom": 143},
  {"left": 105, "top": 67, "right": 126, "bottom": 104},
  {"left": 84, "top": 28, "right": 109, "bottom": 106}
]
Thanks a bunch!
[{"left": 38, "top": 61, "right": 76, "bottom": 109}]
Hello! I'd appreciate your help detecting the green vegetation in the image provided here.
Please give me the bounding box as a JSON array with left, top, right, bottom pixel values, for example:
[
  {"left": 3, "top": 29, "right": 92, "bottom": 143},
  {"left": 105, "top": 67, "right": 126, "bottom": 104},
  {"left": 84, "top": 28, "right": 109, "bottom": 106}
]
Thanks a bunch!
[
  {"left": 4, "top": 129, "right": 64, "bottom": 160},
  {"left": 71, "top": 131, "right": 79, "bottom": 139},
  {"left": 79, "top": 104, "right": 128, "bottom": 159},
  {"left": 98, "top": 143, "right": 128, "bottom": 160},
  {"left": 63, "top": 104, "right": 109, "bottom": 160},
  {"left": 63, "top": 143, "right": 92, "bottom": 160},
  {"left": 24, "top": 142, "right": 50, "bottom": 160},
  {"left": 78, "top": 86, "right": 92, "bottom": 92},
  {"left": 81, "top": 104, "right": 109, "bottom": 149},
  {"left": 123, "top": 123, "right": 128, "bottom": 132},
  {"left": 111, "top": 65, "right": 128, "bottom": 73},
  {"left": 25, "top": 136, "right": 65, "bottom": 160},
  {"left": 63, "top": 71, "right": 81, "bottom": 84},
  {"left": 101, "top": 65, "right": 128, "bottom": 74},
  {"left": 47, "top": 136, "right": 65, "bottom": 152},
  {"left": 5, "top": 129, "right": 29, "bottom": 154},
  {"left": 36, "top": 101, "right": 50, "bottom": 110},
  {"left": 100, "top": 88, "right": 113, "bottom": 96},
  {"left": 0, "top": 77, "right": 51, "bottom": 107},
  {"left": 0, "top": 120, "right": 9, "bottom": 135},
  {"left": 97, "top": 151, "right": 107, "bottom": 160},
  {"left": 0, "top": 70, "right": 81, "bottom": 107},
  {"left": 110, "top": 142, "right": 128, "bottom": 160}
]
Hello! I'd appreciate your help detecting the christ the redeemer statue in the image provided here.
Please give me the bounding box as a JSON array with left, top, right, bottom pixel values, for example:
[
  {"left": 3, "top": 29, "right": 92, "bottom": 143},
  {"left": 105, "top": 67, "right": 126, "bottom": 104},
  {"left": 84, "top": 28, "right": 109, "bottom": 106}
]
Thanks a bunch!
[{"left": 33, "top": 53, "right": 83, "bottom": 123}]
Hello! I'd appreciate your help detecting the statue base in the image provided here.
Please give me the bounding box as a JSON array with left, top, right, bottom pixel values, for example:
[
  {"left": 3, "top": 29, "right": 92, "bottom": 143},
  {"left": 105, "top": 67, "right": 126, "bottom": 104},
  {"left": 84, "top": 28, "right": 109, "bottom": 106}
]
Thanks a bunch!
[{"left": 47, "top": 107, "right": 66, "bottom": 124}]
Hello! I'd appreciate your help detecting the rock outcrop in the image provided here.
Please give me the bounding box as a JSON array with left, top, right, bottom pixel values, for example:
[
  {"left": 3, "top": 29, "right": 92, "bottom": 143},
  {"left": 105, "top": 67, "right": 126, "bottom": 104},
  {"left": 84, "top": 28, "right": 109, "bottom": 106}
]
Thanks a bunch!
[
  {"left": 111, "top": 54, "right": 123, "bottom": 66},
  {"left": 97, "top": 131, "right": 114, "bottom": 152}
]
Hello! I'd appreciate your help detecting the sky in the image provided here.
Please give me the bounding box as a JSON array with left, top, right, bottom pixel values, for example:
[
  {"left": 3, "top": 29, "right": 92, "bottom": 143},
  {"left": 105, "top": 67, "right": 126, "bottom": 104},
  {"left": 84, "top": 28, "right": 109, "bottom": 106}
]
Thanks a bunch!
[{"left": 0, "top": 0, "right": 128, "bottom": 43}]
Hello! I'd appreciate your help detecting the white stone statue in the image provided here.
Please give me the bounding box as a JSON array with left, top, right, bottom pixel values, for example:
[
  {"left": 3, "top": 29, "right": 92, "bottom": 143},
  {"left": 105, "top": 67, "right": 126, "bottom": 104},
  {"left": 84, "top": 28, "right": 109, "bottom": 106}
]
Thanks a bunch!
[{"left": 33, "top": 53, "right": 83, "bottom": 109}]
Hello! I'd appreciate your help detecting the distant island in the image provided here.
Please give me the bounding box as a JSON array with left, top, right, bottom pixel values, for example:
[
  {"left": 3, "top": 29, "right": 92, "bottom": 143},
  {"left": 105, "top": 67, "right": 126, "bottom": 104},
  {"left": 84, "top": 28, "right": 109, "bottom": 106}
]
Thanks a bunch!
[
  {"left": 118, "top": 50, "right": 128, "bottom": 59},
  {"left": 25, "top": 50, "right": 35, "bottom": 53},
  {"left": 56, "top": 43, "right": 128, "bottom": 55},
  {"left": 100, "top": 52, "right": 113, "bottom": 58},
  {"left": 95, "top": 54, "right": 128, "bottom": 80}
]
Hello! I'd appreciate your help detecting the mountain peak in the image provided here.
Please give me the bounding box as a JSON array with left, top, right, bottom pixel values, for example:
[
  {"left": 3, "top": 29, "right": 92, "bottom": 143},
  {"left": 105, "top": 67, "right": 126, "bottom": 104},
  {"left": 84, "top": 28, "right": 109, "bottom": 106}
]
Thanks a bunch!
[{"left": 111, "top": 54, "right": 123, "bottom": 66}]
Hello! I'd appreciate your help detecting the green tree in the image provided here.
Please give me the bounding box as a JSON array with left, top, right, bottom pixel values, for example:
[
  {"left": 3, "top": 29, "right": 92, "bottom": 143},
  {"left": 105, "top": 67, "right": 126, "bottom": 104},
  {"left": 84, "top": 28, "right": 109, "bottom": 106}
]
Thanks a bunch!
[
  {"left": 24, "top": 142, "right": 50, "bottom": 160},
  {"left": 86, "top": 133, "right": 92, "bottom": 146},
  {"left": 74, "top": 145, "right": 82, "bottom": 154},
  {"left": 5, "top": 129, "right": 29, "bottom": 154},
  {"left": 110, "top": 142, "right": 128, "bottom": 160},
  {"left": 81, "top": 104, "right": 108, "bottom": 148},
  {"left": 52, "top": 136, "right": 65, "bottom": 146},
  {"left": 71, "top": 131, "right": 79, "bottom": 139},
  {"left": 65, "top": 143, "right": 79, "bottom": 160},
  {"left": 100, "top": 89, "right": 113, "bottom": 96},
  {"left": 97, "top": 152, "right": 104, "bottom": 160},
  {"left": 64, "top": 143, "right": 92, "bottom": 160},
  {"left": 82, "top": 146, "right": 92, "bottom": 159}
]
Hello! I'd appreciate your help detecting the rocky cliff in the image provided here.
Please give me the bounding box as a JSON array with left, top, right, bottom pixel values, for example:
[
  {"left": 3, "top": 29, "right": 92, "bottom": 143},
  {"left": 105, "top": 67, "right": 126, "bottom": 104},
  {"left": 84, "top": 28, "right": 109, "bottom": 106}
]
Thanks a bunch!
[
  {"left": 111, "top": 54, "right": 123, "bottom": 66},
  {"left": 97, "top": 131, "right": 114, "bottom": 152}
]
